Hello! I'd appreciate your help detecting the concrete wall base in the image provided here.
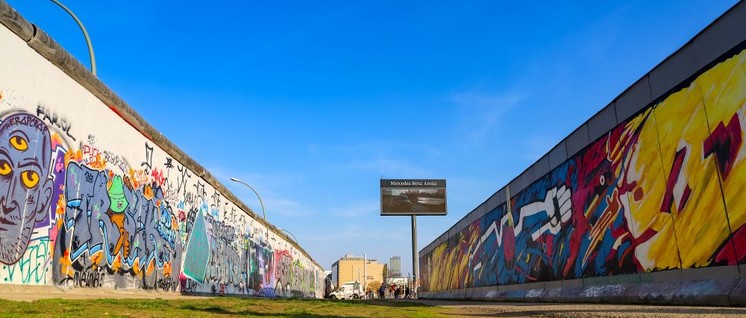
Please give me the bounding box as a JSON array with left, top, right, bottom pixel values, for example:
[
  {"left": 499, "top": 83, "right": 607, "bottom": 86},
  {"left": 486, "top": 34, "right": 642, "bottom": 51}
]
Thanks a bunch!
[{"left": 420, "top": 267, "right": 745, "bottom": 306}]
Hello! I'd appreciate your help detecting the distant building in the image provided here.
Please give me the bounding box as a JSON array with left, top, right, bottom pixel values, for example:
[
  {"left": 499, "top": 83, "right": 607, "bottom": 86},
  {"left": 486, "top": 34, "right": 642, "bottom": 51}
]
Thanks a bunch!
[
  {"left": 330, "top": 262, "right": 339, "bottom": 290},
  {"left": 331, "top": 254, "right": 385, "bottom": 291},
  {"left": 389, "top": 256, "right": 401, "bottom": 277}
]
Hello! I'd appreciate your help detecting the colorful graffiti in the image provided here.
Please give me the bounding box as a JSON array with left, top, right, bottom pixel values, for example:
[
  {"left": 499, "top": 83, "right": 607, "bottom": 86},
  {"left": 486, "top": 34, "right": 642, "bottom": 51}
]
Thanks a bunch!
[
  {"left": 53, "top": 161, "right": 182, "bottom": 289},
  {"left": 0, "top": 106, "right": 323, "bottom": 296},
  {"left": 0, "top": 45, "right": 323, "bottom": 299},
  {"left": 0, "top": 14, "right": 322, "bottom": 297},
  {"left": 422, "top": 47, "right": 746, "bottom": 292},
  {"left": 0, "top": 113, "right": 54, "bottom": 266}
]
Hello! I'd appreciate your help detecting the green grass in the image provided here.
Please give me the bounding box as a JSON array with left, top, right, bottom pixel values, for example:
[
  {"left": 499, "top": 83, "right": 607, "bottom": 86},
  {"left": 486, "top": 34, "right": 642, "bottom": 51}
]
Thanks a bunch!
[{"left": 0, "top": 298, "right": 446, "bottom": 318}]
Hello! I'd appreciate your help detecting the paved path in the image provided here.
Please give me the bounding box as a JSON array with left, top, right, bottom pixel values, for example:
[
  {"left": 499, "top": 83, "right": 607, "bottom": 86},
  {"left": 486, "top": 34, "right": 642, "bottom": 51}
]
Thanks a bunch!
[
  {"left": 0, "top": 285, "right": 199, "bottom": 301},
  {"left": 413, "top": 299, "right": 746, "bottom": 318},
  {"left": 2, "top": 286, "right": 745, "bottom": 317}
]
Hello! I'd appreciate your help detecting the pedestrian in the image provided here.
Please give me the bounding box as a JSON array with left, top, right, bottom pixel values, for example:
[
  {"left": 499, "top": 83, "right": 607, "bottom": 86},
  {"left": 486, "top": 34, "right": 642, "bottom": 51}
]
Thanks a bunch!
[{"left": 405, "top": 286, "right": 410, "bottom": 299}]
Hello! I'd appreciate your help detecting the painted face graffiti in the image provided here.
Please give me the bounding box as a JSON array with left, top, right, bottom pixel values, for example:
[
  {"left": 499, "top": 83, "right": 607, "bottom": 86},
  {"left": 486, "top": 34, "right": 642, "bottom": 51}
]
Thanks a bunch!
[{"left": 0, "top": 113, "right": 53, "bottom": 265}]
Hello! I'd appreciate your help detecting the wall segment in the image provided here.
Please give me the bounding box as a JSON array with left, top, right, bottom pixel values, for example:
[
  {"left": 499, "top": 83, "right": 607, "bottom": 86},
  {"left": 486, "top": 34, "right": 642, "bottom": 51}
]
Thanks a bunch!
[
  {"left": 0, "top": 1, "right": 324, "bottom": 297},
  {"left": 420, "top": 2, "right": 746, "bottom": 305}
]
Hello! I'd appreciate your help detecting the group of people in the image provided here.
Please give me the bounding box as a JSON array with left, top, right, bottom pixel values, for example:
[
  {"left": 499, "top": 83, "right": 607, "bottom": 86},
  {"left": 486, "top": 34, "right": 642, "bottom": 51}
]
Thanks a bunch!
[{"left": 375, "top": 283, "right": 411, "bottom": 299}]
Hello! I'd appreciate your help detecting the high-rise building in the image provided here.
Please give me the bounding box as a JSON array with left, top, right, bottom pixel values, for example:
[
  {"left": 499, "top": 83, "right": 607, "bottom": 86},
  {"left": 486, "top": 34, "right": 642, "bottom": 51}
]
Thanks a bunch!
[
  {"left": 389, "top": 256, "right": 401, "bottom": 277},
  {"left": 331, "top": 254, "right": 385, "bottom": 291}
]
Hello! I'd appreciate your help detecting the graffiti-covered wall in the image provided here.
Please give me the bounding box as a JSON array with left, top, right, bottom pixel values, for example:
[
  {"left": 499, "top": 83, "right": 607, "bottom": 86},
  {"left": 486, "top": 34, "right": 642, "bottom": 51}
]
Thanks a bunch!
[
  {"left": 0, "top": 3, "right": 324, "bottom": 298},
  {"left": 420, "top": 3, "right": 746, "bottom": 305}
]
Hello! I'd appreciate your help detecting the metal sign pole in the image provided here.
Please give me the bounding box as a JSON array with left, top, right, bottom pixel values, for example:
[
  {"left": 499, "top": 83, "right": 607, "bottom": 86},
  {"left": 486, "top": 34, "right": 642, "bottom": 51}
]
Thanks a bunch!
[
  {"left": 379, "top": 179, "right": 447, "bottom": 300},
  {"left": 411, "top": 215, "right": 418, "bottom": 299}
]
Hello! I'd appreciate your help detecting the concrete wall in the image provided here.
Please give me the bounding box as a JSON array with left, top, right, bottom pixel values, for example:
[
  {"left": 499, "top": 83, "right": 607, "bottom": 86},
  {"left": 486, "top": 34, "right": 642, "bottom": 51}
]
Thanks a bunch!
[
  {"left": 419, "top": 2, "right": 746, "bottom": 305},
  {"left": 0, "top": 1, "right": 324, "bottom": 298}
]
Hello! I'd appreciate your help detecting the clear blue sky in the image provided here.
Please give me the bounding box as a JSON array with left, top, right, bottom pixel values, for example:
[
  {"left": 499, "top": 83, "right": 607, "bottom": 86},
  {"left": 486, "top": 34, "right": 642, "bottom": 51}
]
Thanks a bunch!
[{"left": 7, "top": 0, "right": 738, "bottom": 276}]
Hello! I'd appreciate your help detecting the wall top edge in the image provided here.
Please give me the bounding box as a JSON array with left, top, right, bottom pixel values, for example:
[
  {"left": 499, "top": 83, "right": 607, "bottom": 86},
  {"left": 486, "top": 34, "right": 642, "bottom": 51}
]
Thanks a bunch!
[{"left": 0, "top": 1, "right": 32, "bottom": 41}]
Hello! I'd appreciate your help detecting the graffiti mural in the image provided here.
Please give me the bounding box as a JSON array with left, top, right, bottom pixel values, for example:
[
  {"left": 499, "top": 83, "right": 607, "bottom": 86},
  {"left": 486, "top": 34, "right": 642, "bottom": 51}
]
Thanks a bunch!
[
  {"left": 52, "top": 161, "right": 182, "bottom": 289},
  {"left": 0, "top": 108, "right": 322, "bottom": 296},
  {"left": 421, "top": 47, "right": 746, "bottom": 292},
  {"left": 0, "top": 23, "right": 323, "bottom": 298},
  {"left": 0, "top": 113, "right": 54, "bottom": 266}
]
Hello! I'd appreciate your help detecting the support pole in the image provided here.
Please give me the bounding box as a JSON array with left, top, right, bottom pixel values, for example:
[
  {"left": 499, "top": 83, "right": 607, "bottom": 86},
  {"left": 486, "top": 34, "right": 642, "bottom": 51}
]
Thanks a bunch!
[
  {"left": 411, "top": 215, "right": 418, "bottom": 298},
  {"left": 49, "top": 0, "right": 96, "bottom": 75}
]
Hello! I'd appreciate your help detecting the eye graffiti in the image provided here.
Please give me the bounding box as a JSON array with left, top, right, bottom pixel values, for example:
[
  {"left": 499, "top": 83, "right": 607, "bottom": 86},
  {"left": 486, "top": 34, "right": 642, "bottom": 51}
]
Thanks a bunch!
[
  {"left": 10, "top": 136, "right": 27, "bottom": 151},
  {"left": 0, "top": 160, "right": 10, "bottom": 176},
  {"left": 0, "top": 157, "right": 40, "bottom": 188},
  {"left": 21, "top": 171, "right": 39, "bottom": 189}
]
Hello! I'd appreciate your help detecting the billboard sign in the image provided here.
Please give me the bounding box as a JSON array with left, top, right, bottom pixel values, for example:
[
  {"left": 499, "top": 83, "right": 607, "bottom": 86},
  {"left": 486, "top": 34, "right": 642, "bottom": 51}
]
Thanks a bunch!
[{"left": 380, "top": 179, "right": 447, "bottom": 216}]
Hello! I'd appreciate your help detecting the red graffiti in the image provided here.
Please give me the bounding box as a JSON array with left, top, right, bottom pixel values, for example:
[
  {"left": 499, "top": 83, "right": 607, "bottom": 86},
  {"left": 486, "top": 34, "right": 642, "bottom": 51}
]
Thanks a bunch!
[
  {"left": 151, "top": 168, "right": 165, "bottom": 186},
  {"left": 660, "top": 147, "right": 691, "bottom": 213},
  {"left": 703, "top": 114, "right": 743, "bottom": 179}
]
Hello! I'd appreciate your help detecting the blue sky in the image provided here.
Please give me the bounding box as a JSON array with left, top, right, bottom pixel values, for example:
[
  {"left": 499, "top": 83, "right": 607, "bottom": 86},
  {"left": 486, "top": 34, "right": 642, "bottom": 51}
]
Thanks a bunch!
[{"left": 7, "top": 0, "right": 738, "bottom": 276}]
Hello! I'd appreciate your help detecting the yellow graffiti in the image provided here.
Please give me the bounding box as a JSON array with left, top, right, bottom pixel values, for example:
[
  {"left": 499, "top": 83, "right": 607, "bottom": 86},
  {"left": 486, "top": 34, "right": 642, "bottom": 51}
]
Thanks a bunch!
[
  {"left": 699, "top": 49, "right": 746, "bottom": 255},
  {"left": 609, "top": 49, "right": 746, "bottom": 270},
  {"left": 20, "top": 170, "right": 39, "bottom": 189},
  {"left": 635, "top": 50, "right": 746, "bottom": 268},
  {"left": 0, "top": 160, "right": 10, "bottom": 176},
  {"left": 88, "top": 153, "right": 107, "bottom": 169},
  {"left": 9, "top": 135, "right": 27, "bottom": 151},
  {"left": 55, "top": 194, "right": 66, "bottom": 226},
  {"left": 59, "top": 250, "right": 74, "bottom": 279}
]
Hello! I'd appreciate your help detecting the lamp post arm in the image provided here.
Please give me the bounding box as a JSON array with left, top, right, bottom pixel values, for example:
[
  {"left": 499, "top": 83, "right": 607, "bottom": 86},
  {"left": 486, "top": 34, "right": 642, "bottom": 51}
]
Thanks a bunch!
[
  {"left": 229, "top": 177, "right": 266, "bottom": 220},
  {"left": 49, "top": 0, "right": 96, "bottom": 75},
  {"left": 279, "top": 228, "right": 298, "bottom": 243}
]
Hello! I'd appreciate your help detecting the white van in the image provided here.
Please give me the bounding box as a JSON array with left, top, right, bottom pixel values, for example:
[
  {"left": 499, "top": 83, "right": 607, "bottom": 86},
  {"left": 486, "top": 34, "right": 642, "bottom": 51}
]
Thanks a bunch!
[{"left": 328, "top": 281, "right": 363, "bottom": 300}]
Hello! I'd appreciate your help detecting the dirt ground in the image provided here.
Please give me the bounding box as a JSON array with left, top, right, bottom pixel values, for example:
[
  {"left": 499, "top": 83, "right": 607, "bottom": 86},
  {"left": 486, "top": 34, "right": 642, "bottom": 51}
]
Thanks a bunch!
[
  {"left": 1, "top": 286, "right": 746, "bottom": 317},
  {"left": 0, "top": 285, "right": 198, "bottom": 301},
  {"left": 413, "top": 299, "right": 746, "bottom": 318}
]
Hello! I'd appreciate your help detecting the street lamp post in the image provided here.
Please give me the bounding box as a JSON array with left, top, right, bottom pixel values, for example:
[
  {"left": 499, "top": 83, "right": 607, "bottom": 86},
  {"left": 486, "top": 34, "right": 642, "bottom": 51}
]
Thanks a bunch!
[
  {"left": 49, "top": 0, "right": 97, "bottom": 75},
  {"left": 277, "top": 228, "right": 298, "bottom": 243},
  {"left": 230, "top": 178, "right": 300, "bottom": 247},
  {"left": 229, "top": 177, "right": 266, "bottom": 220}
]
